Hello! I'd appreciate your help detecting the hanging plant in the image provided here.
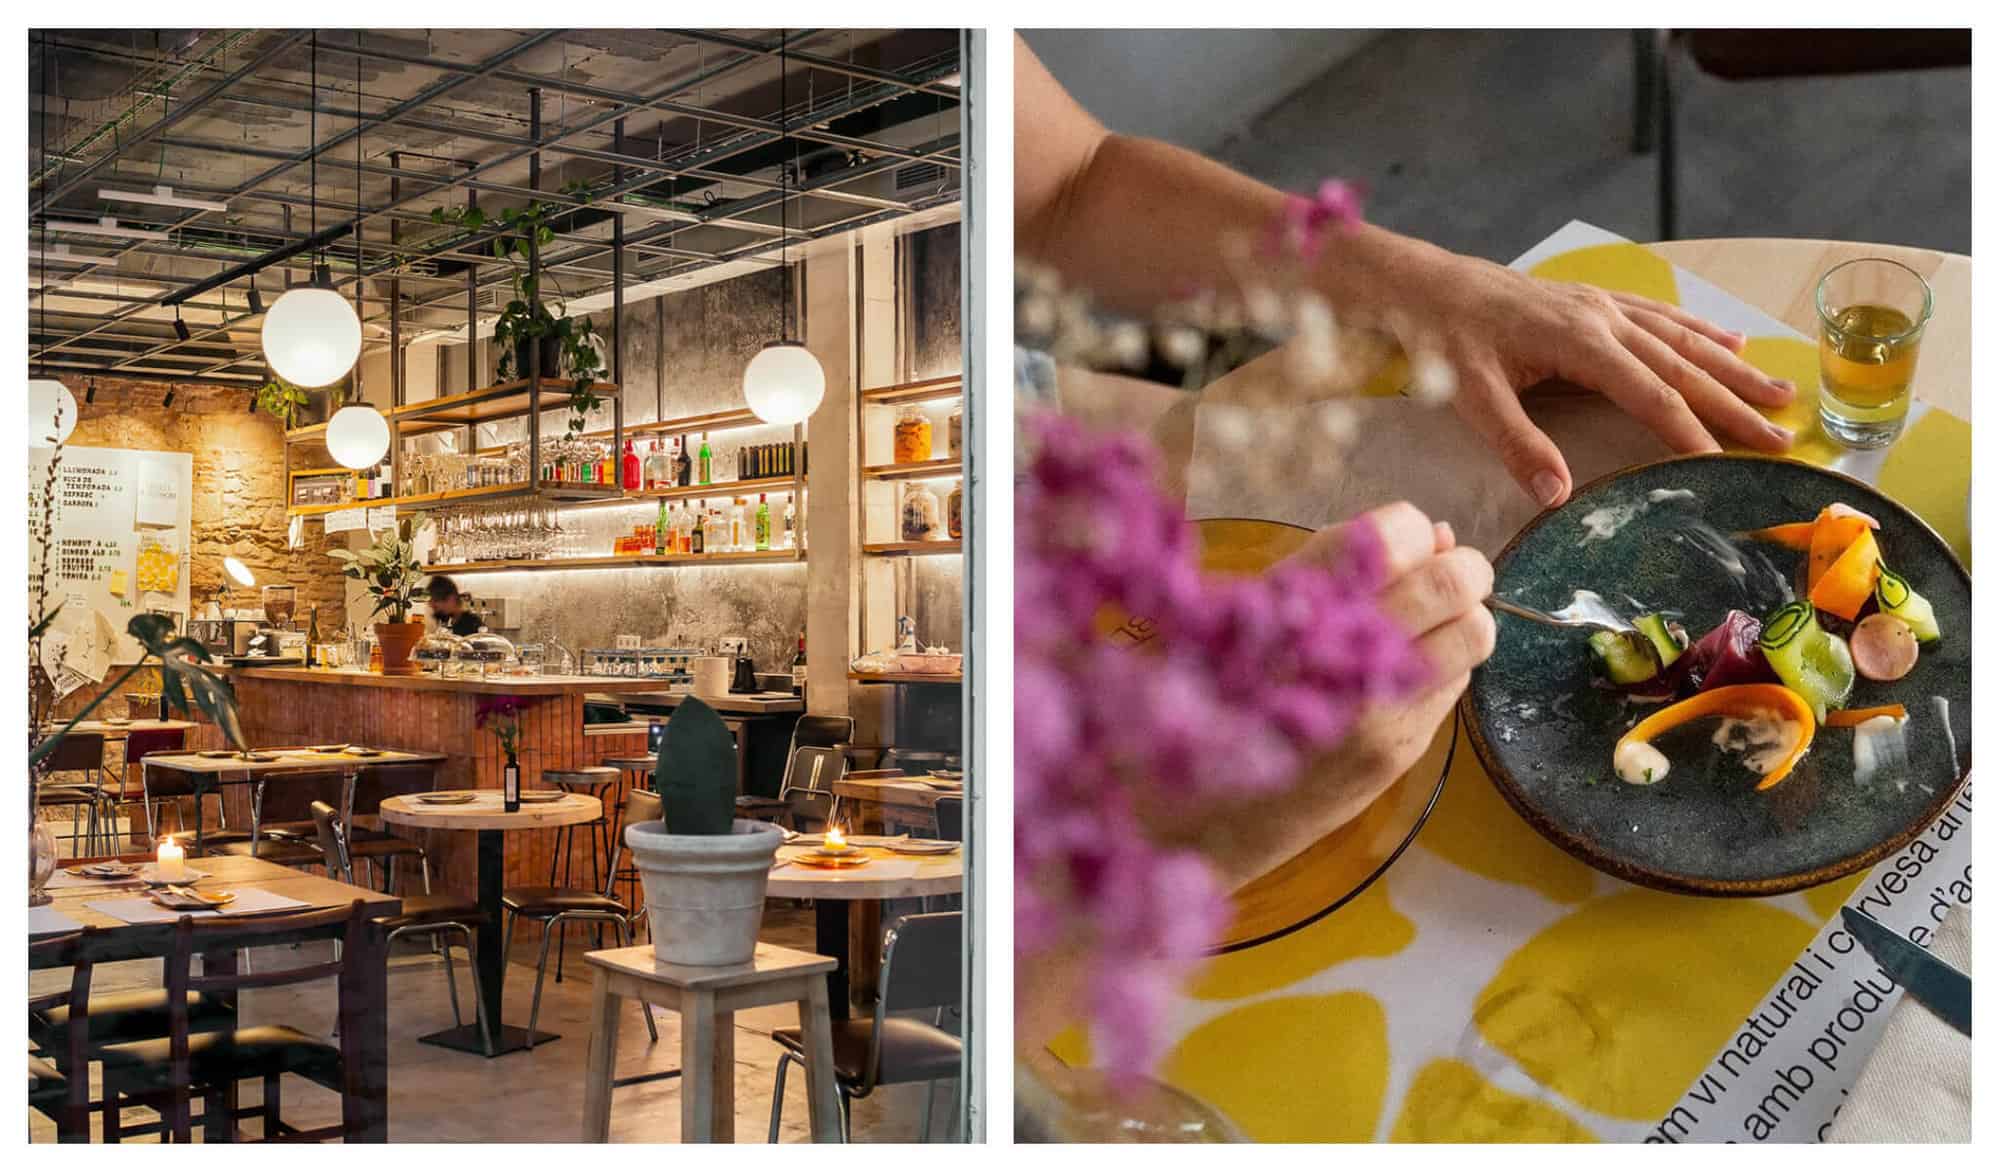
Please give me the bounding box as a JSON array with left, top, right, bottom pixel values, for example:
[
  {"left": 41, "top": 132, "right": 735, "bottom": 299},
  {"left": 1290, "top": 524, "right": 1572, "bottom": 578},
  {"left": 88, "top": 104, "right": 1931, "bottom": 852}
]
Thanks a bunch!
[{"left": 431, "top": 197, "right": 608, "bottom": 434}]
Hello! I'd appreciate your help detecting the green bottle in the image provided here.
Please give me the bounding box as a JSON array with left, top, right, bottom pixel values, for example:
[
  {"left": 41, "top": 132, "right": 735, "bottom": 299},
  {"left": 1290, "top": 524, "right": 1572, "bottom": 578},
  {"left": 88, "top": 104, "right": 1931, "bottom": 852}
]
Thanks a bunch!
[
  {"left": 655, "top": 499, "right": 668, "bottom": 556},
  {"left": 754, "top": 494, "right": 771, "bottom": 551},
  {"left": 697, "top": 434, "right": 713, "bottom": 485}
]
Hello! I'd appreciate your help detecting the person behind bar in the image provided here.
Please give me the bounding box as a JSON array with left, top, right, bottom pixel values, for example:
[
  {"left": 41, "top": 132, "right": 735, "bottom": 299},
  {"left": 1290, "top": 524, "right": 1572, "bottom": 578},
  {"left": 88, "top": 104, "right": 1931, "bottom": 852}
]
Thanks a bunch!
[{"left": 426, "top": 575, "right": 483, "bottom": 637}]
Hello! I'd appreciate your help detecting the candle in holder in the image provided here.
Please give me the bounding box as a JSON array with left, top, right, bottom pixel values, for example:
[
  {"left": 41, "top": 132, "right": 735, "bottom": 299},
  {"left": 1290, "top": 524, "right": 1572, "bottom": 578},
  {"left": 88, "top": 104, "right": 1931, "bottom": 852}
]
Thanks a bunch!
[
  {"left": 821, "top": 826, "right": 852, "bottom": 855},
  {"left": 156, "top": 838, "right": 188, "bottom": 882}
]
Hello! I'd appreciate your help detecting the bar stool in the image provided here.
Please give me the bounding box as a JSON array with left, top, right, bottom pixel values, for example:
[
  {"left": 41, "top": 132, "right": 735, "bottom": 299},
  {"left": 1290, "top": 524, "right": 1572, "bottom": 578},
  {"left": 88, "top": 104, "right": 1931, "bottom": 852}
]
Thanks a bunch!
[
  {"left": 544, "top": 767, "right": 621, "bottom": 892},
  {"left": 599, "top": 754, "right": 656, "bottom": 912}
]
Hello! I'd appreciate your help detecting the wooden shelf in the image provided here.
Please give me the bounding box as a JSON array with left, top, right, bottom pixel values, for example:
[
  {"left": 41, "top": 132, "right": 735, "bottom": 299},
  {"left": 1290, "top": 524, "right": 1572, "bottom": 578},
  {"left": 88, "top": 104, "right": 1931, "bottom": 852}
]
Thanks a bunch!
[
  {"left": 425, "top": 549, "right": 802, "bottom": 574},
  {"left": 390, "top": 379, "right": 620, "bottom": 434},
  {"left": 864, "top": 458, "right": 960, "bottom": 481},
  {"left": 283, "top": 420, "right": 331, "bottom": 444},
  {"left": 628, "top": 475, "right": 801, "bottom": 504},
  {"left": 287, "top": 481, "right": 626, "bottom": 518},
  {"left": 859, "top": 375, "right": 963, "bottom": 406},
  {"left": 848, "top": 670, "right": 963, "bottom": 685},
  {"left": 861, "top": 540, "right": 961, "bottom": 557}
]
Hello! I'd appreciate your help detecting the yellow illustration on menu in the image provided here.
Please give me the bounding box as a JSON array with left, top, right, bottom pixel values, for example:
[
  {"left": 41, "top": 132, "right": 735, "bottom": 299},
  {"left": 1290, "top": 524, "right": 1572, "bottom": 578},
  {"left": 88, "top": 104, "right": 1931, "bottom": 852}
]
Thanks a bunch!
[{"left": 134, "top": 538, "right": 180, "bottom": 593}]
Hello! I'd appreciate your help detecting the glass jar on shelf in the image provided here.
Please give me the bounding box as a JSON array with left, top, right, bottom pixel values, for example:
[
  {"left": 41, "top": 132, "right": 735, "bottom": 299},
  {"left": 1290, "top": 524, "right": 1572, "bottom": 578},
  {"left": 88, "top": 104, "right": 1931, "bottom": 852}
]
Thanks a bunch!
[
  {"left": 948, "top": 405, "right": 963, "bottom": 458},
  {"left": 947, "top": 480, "right": 963, "bottom": 539},
  {"left": 901, "top": 482, "right": 944, "bottom": 542},
  {"left": 894, "top": 405, "right": 934, "bottom": 463}
]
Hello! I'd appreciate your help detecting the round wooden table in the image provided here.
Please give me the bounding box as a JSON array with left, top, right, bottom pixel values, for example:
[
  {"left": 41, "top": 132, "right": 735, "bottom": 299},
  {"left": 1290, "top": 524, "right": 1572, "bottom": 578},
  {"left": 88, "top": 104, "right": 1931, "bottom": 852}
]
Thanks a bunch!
[
  {"left": 381, "top": 791, "right": 602, "bottom": 1056},
  {"left": 766, "top": 843, "right": 963, "bottom": 1018}
]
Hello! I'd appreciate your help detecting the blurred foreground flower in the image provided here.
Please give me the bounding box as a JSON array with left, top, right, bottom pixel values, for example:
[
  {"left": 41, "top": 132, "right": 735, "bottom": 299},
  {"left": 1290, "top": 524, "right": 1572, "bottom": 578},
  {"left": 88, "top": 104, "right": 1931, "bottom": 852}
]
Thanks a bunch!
[{"left": 1015, "top": 412, "right": 1430, "bottom": 1083}]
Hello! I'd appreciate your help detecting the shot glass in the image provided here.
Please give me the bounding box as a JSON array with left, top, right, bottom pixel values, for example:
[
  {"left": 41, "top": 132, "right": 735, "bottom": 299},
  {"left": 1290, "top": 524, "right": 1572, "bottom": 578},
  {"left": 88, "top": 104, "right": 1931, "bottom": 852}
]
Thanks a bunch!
[{"left": 1814, "top": 258, "right": 1932, "bottom": 449}]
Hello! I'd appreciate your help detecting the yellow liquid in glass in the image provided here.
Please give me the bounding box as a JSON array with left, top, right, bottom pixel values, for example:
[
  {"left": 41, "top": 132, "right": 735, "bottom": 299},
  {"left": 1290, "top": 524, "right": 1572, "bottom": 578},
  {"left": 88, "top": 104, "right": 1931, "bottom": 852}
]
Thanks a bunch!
[{"left": 1818, "top": 303, "right": 1919, "bottom": 424}]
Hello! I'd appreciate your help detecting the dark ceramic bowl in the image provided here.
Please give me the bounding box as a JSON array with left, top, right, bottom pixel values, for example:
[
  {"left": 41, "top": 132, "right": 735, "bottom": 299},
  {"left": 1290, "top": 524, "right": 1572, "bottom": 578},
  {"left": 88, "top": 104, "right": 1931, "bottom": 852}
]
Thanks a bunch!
[{"left": 1463, "top": 454, "right": 1970, "bottom": 896}]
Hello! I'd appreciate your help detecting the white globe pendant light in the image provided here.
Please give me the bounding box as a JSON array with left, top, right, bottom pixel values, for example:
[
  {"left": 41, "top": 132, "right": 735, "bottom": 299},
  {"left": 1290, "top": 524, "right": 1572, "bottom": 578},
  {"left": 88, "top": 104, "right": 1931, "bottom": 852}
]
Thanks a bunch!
[
  {"left": 325, "top": 403, "right": 390, "bottom": 470},
  {"left": 262, "top": 285, "right": 362, "bottom": 388},
  {"left": 28, "top": 379, "right": 77, "bottom": 448},
  {"left": 743, "top": 34, "right": 826, "bottom": 427},
  {"left": 743, "top": 341, "right": 825, "bottom": 426}
]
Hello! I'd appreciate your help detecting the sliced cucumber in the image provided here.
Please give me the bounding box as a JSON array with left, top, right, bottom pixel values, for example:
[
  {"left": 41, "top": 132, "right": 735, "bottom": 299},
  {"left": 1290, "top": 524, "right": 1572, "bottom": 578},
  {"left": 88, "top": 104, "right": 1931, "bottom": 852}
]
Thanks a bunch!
[
  {"left": 1874, "top": 564, "right": 1941, "bottom": 643},
  {"left": 1633, "top": 613, "right": 1686, "bottom": 668},
  {"left": 1759, "top": 600, "right": 1856, "bottom": 723},
  {"left": 1591, "top": 629, "right": 1661, "bottom": 685}
]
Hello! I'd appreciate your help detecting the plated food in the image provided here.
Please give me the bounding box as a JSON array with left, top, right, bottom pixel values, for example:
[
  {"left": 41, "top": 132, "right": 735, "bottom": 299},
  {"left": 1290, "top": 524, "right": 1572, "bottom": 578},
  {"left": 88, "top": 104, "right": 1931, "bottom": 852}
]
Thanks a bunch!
[{"left": 1466, "top": 454, "right": 1969, "bottom": 896}]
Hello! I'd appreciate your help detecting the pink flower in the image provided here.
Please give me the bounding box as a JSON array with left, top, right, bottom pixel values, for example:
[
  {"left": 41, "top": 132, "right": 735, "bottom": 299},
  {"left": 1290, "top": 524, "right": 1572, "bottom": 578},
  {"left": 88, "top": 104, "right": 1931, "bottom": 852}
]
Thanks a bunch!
[
  {"left": 1015, "top": 408, "right": 1427, "bottom": 1085},
  {"left": 1273, "top": 178, "right": 1367, "bottom": 261}
]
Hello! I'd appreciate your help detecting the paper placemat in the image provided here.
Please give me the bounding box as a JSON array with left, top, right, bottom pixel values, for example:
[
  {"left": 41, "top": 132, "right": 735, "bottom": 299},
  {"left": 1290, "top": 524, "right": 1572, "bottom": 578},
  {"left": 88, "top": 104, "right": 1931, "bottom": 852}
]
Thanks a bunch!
[
  {"left": 1115, "top": 220, "right": 1974, "bottom": 1144},
  {"left": 86, "top": 887, "right": 311, "bottom": 925},
  {"left": 29, "top": 905, "right": 85, "bottom": 937}
]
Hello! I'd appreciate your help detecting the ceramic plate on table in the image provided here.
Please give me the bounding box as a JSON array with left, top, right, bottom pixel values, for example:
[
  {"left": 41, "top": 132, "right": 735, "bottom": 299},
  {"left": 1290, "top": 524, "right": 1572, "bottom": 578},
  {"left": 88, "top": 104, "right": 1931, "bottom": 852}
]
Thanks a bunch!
[
  {"left": 238, "top": 752, "right": 277, "bottom": 763},
  {"left": 102, "top": 717, "right": 131, "bottom": 726},
  {"left": 69, "top": 862, "right": 139, "bottom": 879},
  {"left": 928, "top": 768, "right": 963, "bottom": 781},
  {"left": 138, "top": 865, "right": 209, "bottom": 886},
  {"left": 310, "top": 744, "right": 349, "bottom": 754},
  {"left": 415, "top": 792, "right": 477, "bottom": 805},
  {"left": 1172, "top": 519, "right": 1454, "bottom": 953},
  {"left": 920, "top": 779, "right": 963, "bottom": 792},
  {"left": 1464, "top": 454, "right": 1971, "bottom": 897},
  {"left": 793, "top": 850, "right": 873, "bottom": 869},
  {"left": 517, "top": 791, "right": 564, "bottom": 804},
  {"left": 887, "top": 840, "right": 960, "bottom": 856},
  {"left": 149, "top": 888, "right": 234, "bottom": 911},
  {"left": 343, "top": 747, "right": 383, "bottom": 757},
  {"left": 196, "top": 750, "right": 234, "bottom": 759}
]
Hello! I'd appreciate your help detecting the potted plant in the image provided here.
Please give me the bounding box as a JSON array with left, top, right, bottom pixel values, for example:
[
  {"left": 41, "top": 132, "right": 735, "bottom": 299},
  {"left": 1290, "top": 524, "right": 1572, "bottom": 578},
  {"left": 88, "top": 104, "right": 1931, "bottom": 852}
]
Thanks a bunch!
[
  {"left": 624, "top": 696, "right": 785, "bottom": 966},
  {"left": 328, "top": 515, "right": 430, "bottom": 675},
  {"left": 430, "top": 199, "right": 607, "bottom": 433}
]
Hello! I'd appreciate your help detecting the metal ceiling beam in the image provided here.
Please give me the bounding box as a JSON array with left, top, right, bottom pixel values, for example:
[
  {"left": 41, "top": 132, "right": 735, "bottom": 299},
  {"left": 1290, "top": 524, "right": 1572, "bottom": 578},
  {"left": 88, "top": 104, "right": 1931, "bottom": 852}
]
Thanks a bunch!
[
  {"left": 33, "top": 30, "right": 310, "bottom": 211},
  {"left": 667, "top": 30, "right": 962, "bottom": 99}
]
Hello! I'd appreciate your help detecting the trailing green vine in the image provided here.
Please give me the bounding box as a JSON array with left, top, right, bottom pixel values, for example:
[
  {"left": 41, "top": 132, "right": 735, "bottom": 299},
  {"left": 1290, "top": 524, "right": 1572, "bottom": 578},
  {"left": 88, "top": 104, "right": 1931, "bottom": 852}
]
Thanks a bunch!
[{"left": 431, "top": 194, "right": 607, "bottom": 435}]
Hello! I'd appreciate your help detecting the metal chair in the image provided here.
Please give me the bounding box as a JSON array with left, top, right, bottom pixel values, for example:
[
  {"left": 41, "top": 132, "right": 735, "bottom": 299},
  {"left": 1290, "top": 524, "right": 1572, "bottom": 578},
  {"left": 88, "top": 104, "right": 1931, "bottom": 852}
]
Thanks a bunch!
[
  {"left": 502, "top": 788, "right": 661, "bottom": 1048},
  {"left": 542, "top": 766, "right": 621, "bottom": 892},
  {"left": 768, "top": 911, "right": 964, "bottom": 1142},
  {"left": 309, "top": 800, "right": 491, "bottom": 1053},
  {"left": 599, "top": 753, "right": 658, "bottom": 910},
  {"left": 37, "top": 733, "right": 109, "bottom": 856},
  {"left": 933, "top": 795, "right": 963, "bottom": 843},
  {"left": 100, "top": 726, "right": 186, "bottom": 850},
  {"left": 738, "top": 715, "right": 853, "bottom": 820}
]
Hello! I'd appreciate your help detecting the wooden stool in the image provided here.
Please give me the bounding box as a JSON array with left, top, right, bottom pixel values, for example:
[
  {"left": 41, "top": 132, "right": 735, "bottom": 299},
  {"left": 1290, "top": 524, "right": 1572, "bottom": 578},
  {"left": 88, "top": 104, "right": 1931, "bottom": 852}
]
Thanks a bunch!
[
  {"left": 599, "top": 755, "right": 657, "bottom": 911},
  {"left": 542, "top": 767, "right": 620, "bottom": 891},
  {"left": 582, "top": 943, "right": 842, "bottom": 1143}
]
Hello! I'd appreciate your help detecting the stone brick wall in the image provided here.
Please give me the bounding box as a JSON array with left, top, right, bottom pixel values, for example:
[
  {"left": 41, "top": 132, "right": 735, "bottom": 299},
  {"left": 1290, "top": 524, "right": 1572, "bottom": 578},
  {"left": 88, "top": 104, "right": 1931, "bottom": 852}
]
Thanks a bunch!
[{"left": 42, "top": 377, "right": 351, "bottom": 717}]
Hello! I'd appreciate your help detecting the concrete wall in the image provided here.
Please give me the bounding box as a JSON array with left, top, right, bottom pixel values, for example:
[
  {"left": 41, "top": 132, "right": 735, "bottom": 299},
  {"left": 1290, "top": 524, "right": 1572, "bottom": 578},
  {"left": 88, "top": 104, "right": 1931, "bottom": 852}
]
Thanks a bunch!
[{"left": 1021, "top": 29, "right": 1382, "bottom": 152}]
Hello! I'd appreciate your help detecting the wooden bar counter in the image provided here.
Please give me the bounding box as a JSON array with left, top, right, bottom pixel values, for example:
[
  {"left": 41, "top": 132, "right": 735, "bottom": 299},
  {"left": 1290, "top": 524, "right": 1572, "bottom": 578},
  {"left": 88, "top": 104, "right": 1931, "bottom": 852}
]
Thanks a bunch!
[{"left": 228, "top": 666, "right": 658, "bottom": 896}]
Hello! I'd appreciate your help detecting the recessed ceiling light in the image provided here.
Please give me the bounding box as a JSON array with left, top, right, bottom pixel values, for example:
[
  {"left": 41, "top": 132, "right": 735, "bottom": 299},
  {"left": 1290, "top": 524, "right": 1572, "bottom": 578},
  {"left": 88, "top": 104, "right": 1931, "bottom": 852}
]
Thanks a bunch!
[{"left": 97, "top": 185, "right": 229, "bottom": 213}]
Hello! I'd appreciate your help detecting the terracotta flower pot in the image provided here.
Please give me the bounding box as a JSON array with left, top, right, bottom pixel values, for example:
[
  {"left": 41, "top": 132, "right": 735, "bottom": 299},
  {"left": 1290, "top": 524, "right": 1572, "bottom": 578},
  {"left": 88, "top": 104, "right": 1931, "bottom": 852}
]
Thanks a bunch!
[{"left": 374, "top": 620, "right": 426, "bottom": 676}]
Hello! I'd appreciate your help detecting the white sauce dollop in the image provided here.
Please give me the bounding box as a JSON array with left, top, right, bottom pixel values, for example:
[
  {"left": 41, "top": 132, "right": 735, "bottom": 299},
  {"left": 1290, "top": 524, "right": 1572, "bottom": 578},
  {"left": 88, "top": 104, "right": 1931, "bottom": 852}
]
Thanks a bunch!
[
  {"left": 1712, "top": 711, "right": 1805, "bottom": 775},
  {"left": 1853, "top": 715, "right": 1911, "bottom": 790},
  {"left": 1615, "top": 739, "right": 1671, "bottom": 785}
]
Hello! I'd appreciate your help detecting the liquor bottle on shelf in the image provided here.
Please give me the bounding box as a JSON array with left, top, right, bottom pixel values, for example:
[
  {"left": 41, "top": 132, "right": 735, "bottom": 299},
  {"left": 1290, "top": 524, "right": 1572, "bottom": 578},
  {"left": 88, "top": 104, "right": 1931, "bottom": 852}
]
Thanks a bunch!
[
  {"left": 754, "top": 494, "right": 771, "bottom": 551},
  {"left": 729, "top": 498, "right": 747, "bottom": 551},
  {"left": 655, "top": 499, "right": 668, "bottom": 555},
  {"left": 690, "top": 507, "right": 706, "bottom": 555},
  {"left": 790, "top": 633, "right": 807, "bottom": 694},
  {"left": 622, "top": 439, "right": 643, "bottom": 491},
  {"left": 306, "top": 606, "right": 321, "bottom": 667},
  {"left": 643, "top": 438, "right": 667, "bottom": 490},
  {"left": 697, "top": 434, "right": 713, "bottom": 485},
  {"left": 675, "top": 434, "right": 692, "bottom": 486},
  {"left": 782, "top": 493, "right": 797, "bottom": 550}
]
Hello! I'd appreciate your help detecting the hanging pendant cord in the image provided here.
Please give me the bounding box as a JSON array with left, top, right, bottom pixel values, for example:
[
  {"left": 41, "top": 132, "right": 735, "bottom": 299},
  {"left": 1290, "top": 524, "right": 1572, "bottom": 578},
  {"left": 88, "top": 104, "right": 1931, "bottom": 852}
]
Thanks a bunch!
[
  {"left": 309, "top": 30, "right": 318, "bottom": 277},
  {"left": 36, "top": 30, "right": 48, "bottom": 369},
  {"left": 779, "top": 30, "right": 790, "bottom": 341}
]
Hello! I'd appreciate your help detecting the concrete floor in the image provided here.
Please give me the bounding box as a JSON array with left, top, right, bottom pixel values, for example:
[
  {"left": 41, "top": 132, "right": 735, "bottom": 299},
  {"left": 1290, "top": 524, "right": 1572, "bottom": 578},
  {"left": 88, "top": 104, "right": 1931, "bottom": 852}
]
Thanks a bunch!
[
  {"left": 1214, "top": 29, "right": 1970, "bottom": 260},
  {"left": 29, "top": 901, "right": 960, "bottom": 1144}
]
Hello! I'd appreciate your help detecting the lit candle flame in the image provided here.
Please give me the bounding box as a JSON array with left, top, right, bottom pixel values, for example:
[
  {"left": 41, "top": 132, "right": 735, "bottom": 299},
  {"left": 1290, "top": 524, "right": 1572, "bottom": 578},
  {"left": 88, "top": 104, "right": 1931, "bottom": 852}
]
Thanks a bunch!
[
  {"left": 824, "top": 826, "right": 847, "bottom": 850},
  {"left": 156, "top": 837, "right": 187, "bottom": 882}
]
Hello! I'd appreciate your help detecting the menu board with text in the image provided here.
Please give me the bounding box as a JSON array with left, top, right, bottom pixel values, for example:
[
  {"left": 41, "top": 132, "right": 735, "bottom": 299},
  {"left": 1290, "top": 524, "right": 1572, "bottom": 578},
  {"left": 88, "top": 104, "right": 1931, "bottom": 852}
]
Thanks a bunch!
[{"left": 28, "top": 445, "right": 193, "bottom": 664}]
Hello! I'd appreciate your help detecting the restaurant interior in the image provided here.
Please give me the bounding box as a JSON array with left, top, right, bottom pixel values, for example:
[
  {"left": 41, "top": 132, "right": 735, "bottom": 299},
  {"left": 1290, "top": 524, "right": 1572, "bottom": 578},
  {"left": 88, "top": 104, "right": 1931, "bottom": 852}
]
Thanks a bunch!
[{"left": 27, "top": 27, "right": 975, "bottom": 1143}]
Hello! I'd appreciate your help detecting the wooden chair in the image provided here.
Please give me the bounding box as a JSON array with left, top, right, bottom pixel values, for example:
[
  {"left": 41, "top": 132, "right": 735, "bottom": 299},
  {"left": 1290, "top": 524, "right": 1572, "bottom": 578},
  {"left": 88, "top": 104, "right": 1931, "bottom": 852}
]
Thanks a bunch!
[
  {"left": 310, "top": 800, "right": 491, "bottom": 1053},
  {"left": 768, "top": 911, "right": 964, "bottom": 1142},
  {"left": 95, "top": 901, "right": 373, "bottom": 1143},
  {"left": 28, "top": 929, "right": 97, "bottom": 1142},
  {"left": 503, "top": 789, "right": 660, "bottom": 1046}
]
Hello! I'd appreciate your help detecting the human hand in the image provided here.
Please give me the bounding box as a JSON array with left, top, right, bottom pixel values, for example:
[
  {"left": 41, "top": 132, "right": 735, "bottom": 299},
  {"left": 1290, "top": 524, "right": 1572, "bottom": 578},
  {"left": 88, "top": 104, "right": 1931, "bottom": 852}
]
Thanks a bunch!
[
  {"left": 1328, "top": 232, "right": 1797, "bottom": 507},
  {"left": 1147, "top": 502, "right": 1495, "bottom": 891}
]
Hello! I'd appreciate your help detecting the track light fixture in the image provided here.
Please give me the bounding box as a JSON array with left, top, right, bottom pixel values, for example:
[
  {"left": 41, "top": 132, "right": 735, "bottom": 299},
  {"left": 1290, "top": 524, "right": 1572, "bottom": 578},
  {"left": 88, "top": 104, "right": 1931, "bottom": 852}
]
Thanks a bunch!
[
  {"left": 162, "top": 388, "right": 176, "bottom": 408},
  {"left": 85, "top": 379, "right": 95, "bottom": 405},
  {"left": 247, "top": 285, "right": 264, "bottom": 315},
  {"left": 173, "top": 310, "right": 192, "bottom": 343}
]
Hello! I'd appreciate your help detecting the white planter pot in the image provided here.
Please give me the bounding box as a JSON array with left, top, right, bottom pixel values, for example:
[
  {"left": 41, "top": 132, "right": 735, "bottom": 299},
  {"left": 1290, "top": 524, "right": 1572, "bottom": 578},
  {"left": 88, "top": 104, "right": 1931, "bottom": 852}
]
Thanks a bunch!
[{"left": 625, "top": 817, "right": 785, "bottom": 966}]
